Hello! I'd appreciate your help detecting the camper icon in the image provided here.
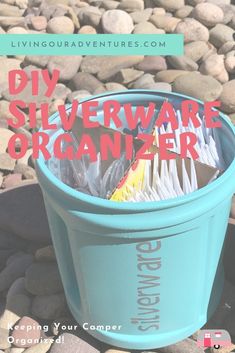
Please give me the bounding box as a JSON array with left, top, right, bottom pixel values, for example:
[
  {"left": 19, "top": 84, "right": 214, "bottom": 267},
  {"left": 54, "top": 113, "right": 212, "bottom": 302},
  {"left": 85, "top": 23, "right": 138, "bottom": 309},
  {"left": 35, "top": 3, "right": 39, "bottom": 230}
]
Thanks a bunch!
[{"left": 197, "top": 330, "right": 232, "bottom": 349}]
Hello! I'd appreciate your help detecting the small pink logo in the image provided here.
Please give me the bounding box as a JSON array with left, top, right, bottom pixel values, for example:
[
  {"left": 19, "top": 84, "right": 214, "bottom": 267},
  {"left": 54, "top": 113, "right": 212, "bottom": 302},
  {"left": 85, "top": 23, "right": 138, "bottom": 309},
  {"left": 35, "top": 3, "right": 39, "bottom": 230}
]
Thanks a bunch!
[{"left": 197, "top": 330, "right": 232, "bottom": 349}]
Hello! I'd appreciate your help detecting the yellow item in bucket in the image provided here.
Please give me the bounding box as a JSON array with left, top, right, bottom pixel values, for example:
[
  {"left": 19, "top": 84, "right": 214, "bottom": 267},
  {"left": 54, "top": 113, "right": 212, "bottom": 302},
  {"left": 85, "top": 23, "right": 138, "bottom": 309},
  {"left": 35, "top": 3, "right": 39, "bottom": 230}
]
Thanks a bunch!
[{"left": 110, "top": 159, "right": 146, "bottom": 201}]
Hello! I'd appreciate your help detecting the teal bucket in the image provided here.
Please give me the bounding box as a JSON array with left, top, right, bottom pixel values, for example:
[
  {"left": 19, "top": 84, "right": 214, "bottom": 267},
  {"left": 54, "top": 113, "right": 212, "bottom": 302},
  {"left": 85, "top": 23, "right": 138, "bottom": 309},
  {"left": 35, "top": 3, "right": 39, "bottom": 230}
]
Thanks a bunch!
[{"left": 35, "top": 90, "right": 235, "bottom": 350}]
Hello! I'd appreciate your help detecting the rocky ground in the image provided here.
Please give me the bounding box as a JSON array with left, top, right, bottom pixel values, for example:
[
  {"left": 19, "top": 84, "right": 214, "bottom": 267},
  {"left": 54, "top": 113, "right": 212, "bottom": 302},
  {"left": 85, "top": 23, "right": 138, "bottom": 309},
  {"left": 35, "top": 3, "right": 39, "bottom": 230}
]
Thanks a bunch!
[{"left": 0, "top": 0, "right": 235, "bottom": 352}]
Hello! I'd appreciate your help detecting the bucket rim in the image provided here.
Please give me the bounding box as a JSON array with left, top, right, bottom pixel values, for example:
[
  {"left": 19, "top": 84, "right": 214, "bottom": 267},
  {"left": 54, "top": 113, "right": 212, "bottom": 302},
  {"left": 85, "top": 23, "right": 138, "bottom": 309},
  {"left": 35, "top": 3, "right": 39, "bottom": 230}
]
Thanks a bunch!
[{"left": 35, "top": 89, "right": 235, "bottom": 212}]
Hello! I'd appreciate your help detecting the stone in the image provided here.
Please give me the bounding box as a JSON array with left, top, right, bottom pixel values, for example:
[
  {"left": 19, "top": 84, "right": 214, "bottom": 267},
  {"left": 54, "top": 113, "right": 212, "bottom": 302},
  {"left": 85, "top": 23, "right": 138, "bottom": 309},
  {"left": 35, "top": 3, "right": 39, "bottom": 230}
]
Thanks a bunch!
[
  {"left": 91, "top": 86, "right": 106, "bottom": 94},
  {"left": 62, "top": 6, "right": 80, "bottom": 30},
  {"left": 11, "top": 317, "right": 41, "bottom": 348},
  {"left": 184, "top": 41, "right": 210, "bottom": 62},
  {"left": 7, "top": 348, "right": 25, "bottom": 353},
  {"left": 67, "top": 90, "right": 91, "bottom": 103},
  {"left": 31, "top": 294, "right": 67, "bottom": 320},
  {"left": 14, "top": 163, "right": 37, "bottom": 180},
  {"left": 201, "top": 44, "right": 218, "bottom": 62},
  {"left": 133, "top": 21, "right": 164, "bottom": 34},
  {"left": 71, "top": 72, "right": 102, "bottom": 93},
  {"left": 25, "top": 262, "right": 63, "bottom": 295},
  {"left": 112, "top": 68, "right": 144, "bottom": 84},
  {"left": 0, "top": 4, "right": 23, "bottom": 16},
  {"left": 54, "top": 83, "right": 71, "bottom": 100},
  {"left": 152, "top": 8, "right": 166, "bottom": 15},
  {"left": 219, "top": 4, "right": 234, "bottom": 25},
  {"left": 16, "top": 0, "right": 29, "bottom": 7},
  {"left": 0, "top": 129, "right": 15, "bottom": 154},
  {"left": 174, "top": 18, "right": 209, "bottom": 42},
  {"left": 2, "top": 77, "right": 52, "bottom": 107},
  {"left": 118, "top": 0, "right": 144, "bottom": 12},
  {"left": 7, "top": 27, "right": 28, "bottom": 34},
  {"left": 47, "top": 99, "right": 64, "bottom": 116},
  {"left": 104, "top": 82, "right": 128, "bottom": 91},
  {"left": 155, "top": 70, "right": 188, "bottom": 83},
  {"left": 24, "top": 56, "right": 49, "bottom": 68},
  {"left": 153, "top": 0, "right": 185, "bottom": 11},
  {"left": 0, "top": 307, "right": 28, "bottom": 330},
  {"left": 159, "top": 338, "right": 204, "bottom": 353},
  {"left": 50, "top": 333, "right": 100, "bottom": 353},
  {"left": 193, "top": 3, "right": 224, "bottom": 27},
  {"left": 17, "top": 149, "right": 33, "bottom": 166},
  {"left": 102, "top": 0, "right": 119, "bottom": 10},
  {"left": 7, "top": 252, "right": 26, "bottom": 267},
  {"left": 78, "top": 25, "right": 96, "bottom": 34},
  {"left": 0, "top": 328, "right": 11, "bottom": 350},
  {"left": 150, "top": 15, "right": 180, "bottom": 32},
  {"left": 0, "top": 183, "right": 51, "bottom": 244},
  {"left": 47, "top": 16, "right": 74, "bottom": 34},
  {"left": 23, "top": 341, "right": 53, "bottom": 353},
  {"left": 30, "top": 16, "right": 47, "bottom": 31},
  {"left": 130, "top": 8, "right": 152, "bottom": 23},
  {"left": 209, "top": 66, "right": 229, "bottom": 84},
  {"left": 219, "top": 80, "right": 235, "bottom": 113},
  {"left": 225, "top": 51, "right": 235, "bottom": 73},
  {"left": 0, "top": 253, "right": 33, "bottom": 292},
  {"left": 200, "top": 54, "right": 226, "bottom": 77},
  {"left": 145, "top": 82, "right": 172, "bottom": 91},
  {"left": 0, "top": 101, "right": 13, "bottom": 128},
  {"left": 6, "top": 277, "right": 28, "bottom": 300},
  {"left": 136, "top": 56, "right": 167, "bottom": 72},
  {"left": 173, "top": 72, "right": 223, "bottom": 101},
  {"left": 78, "top": 6, "right": 102, "bottom": 27},
  {"left": 80, "top": 56, "right": 144, "bottom": 81},
  {"left": 209, "top": 24, "right": 234, "bottom": 47},
  {"left": 79, "top": 56, "right": 102, "bottom": 74},
  {"left": 0, "top": 249, "right": 16, "bottom": 270},
  {"left": 2, "top": 174, "right": 23, "bottom": 189},
  {"left": 101, "top": 9, "right": 134, "bottom": 34},
  {"left": 131, "top": 73, "right": 155, "bottom": 88},
  {"left": 224, "top": 312, "right": 235, "bottom": 338},
  {"left": 42, "top": 0, "right": 69, "bottom": 4},
  {"left": 0, "top": 119, "right": 6, "bottom": 130},
  {"left": 0, "top": 153, "right": 15, "bottom": 172},
  {"left": 167, "top": 56, "right": 198, "bottom": 71},
  {"left": 205, "top": 0, "right": 230, "bottom": 4},
  {"left": 0, "top": 229, "right": 26, "bottom": 251},
  {"left": 40, "top": 3, "right": 66, "bottom": 19},
  {"left": 35, "top": 245, "right": 56, "bottom": 262},
  {"left": 12, "top": 126, "right": 32, "bottom": 148},
  {"left": 175, "top": 5, "right": 193, "bottom": 18},
  {"left": 0, "top": 16, "right": 25, "bottom": 28},
  {"left": 218, "top": 42, "right": 235, "bottom": 55},
  {"left": 231, "top": 14, "right": 235, "bottom": 29},
  {"left": 0, "top": 279, "right": 31, "bottom": 329},
  {"left": 229, "top": 113, "right": 235, "bottom": 125},
  {"left": 27, "top": 30, "right": 43, "bottom": 34},
  {"left": 0, "top": 58, "right": 21, "bottom": 91},
  {"left": 47, "top": 56, "right": 82, "bottom": 82}
]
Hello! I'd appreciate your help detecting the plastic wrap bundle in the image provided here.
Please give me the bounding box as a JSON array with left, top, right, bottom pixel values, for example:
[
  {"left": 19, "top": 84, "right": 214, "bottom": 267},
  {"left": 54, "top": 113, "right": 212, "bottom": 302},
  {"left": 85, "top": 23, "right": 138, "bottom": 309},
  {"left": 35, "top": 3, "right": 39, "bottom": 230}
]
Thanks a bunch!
[{"left": 47, "top": 138, "right": 132, "bottom": 199}]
